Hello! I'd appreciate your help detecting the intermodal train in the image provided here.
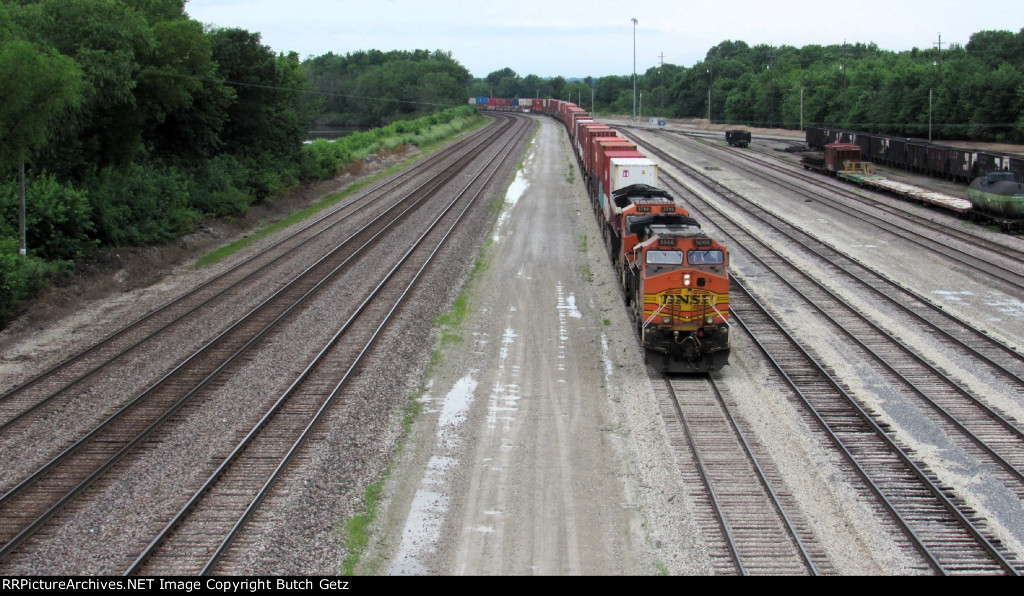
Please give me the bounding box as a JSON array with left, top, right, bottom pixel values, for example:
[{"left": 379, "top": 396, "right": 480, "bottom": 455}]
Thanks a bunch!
[
  {"left": 805, "top": 125, "right": 1024, "bottom": 231},
  {"left": 473, "top": 97, "right": 731, "bottom": 373}
]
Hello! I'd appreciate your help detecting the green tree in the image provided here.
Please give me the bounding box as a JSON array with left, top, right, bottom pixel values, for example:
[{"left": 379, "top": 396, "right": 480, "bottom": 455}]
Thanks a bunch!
[
  {"left": 0, "top": 6, "right": 82, "bottom": 173},
  {"left": 10, "top": 0, "right": 158, "bottom": 177},
  {"left": 304, "top": 49, "right": 470, "bottom": 128}
]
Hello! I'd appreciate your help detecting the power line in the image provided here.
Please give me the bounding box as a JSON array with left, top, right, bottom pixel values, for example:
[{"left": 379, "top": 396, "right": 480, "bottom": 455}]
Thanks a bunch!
[{"left": 138, "top": 70, "right": 463, "bottom": 109}]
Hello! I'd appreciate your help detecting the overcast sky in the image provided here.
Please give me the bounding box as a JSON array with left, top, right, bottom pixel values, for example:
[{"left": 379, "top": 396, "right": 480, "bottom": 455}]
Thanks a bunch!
[{"left": 183, "top": 0, "right": 1024, "bottom": 78}]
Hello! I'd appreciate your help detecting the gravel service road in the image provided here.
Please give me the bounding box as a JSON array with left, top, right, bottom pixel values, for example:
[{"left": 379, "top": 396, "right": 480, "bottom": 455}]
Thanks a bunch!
[{"left": 358, "top": 116, "right": 703, "bottom": 575}]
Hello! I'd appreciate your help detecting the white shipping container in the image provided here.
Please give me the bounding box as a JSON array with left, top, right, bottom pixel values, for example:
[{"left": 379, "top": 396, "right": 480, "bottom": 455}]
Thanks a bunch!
[
  {"left": 611, "top": 158, "right": 658, "bottom": 192},
  {"left": 574, "top": 119, "right": 594, "bottom": 155},
  {"left": 603, "top": 158, "right": 658, "bottom": 222}
]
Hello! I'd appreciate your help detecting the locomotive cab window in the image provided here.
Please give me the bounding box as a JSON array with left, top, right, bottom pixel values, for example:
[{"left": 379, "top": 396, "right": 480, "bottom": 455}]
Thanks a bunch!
[
  {"left": 687, "top": 250, "right": 724, "bottom": 265},
  {"left": 646, "top": 250, "right": 684, "bottom": 265}
]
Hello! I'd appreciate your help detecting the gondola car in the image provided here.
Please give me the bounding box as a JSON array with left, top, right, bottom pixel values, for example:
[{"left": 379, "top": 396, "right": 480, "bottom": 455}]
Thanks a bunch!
[{"left": 726, "top": 130, "right": 751, "bottom": 148}]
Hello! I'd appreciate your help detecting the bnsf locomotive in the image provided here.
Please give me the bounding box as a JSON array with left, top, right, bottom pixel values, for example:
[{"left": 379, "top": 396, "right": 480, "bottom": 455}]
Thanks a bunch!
[
  {"left": 475, "top": 97, "right": 731, "bottom": 372},
  {"left": 625, "top": 222, "right": 730, "bottom": 373}
]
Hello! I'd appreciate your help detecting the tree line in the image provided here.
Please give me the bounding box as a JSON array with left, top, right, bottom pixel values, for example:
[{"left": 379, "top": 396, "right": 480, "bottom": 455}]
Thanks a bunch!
[
  {"left": 472, "top": 29, "right": 1024, "bottom": 144},
  {"left": 3, "top": 2, "right": 1021, "bottom": 324},
  {"left": 0, "top": 0, "right": 475, "bottom": 325}
]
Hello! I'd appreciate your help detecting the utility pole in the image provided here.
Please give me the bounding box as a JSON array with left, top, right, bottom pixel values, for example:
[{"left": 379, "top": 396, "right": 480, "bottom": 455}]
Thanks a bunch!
[
  {"left": 632, "top": 18, "right": 638, "bottom": 122},
  {"left": 659, "top": 51, "right": 666, "bottom": 111},
  {"left": 800, "top": 87, "right": 804, "bottom": 132},
  {"left": 841, "top": 40, "right": 848, "bottom": 125},
  {"left": 19, "top": 158, "right": 26, "bottom": 257},
  {"left": 933, "top": 32, "right": 944, "bottom": 83},
  {"left": 707, "top": 49, "right": 714, "bottom": 126},
  {"left": 767, "top": 54, "right": 774, "bottom": 128},
  {"left": 929, "top": 89, "right": 933, "bottom": 142}
]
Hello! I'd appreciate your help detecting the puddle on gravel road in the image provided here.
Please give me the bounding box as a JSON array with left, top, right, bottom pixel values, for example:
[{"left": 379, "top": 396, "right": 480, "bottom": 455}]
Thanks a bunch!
[
  {"left": 556, "top": 284, "right": 582, "bottom": 374},
  {"left": 390, "top": 375, "right": 478, "bottom": 575},
  {"left": 493, "top": 167, "right": 530, "bottom": 241},
  {"left": 601, "top": 334, "right": 615, "bottom": 381}
]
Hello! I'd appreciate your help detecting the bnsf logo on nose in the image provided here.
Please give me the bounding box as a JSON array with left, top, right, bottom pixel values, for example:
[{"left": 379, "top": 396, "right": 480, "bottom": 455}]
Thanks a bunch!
[{"left": 661, "top": 294, "right": 713, "bottom": 306}]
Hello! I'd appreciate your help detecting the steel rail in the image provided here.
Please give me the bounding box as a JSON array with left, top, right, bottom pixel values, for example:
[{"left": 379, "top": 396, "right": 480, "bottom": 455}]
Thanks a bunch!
[
  {"left": 662, "top": 376, "right": 745, "bottom": 575},
  {"left": 706, "top": 375, "right": 820, "bottom": 575},
  {"left": 123, "top": 114, "right": 533, "bottom": 575},
  {"left": 0, "top": 119, "right": 509, "bottom": 433},
  {"left": 650, "top": 128, "right": 1024, "bottom": 290},
  {"left": 645, "top": 145, "right": 1024, "bottom": 488},
  {"left": 0, "top": 115, "right": 521, "bottom": 562}
]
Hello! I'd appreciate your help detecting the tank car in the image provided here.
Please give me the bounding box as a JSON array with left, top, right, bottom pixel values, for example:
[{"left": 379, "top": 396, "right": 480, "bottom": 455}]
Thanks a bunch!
[{"left": 968, "top": 171, "right": 1024, "bottom": 231}]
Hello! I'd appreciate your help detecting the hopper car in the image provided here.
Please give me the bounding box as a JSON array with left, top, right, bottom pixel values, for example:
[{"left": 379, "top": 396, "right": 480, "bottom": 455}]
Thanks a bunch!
[{"left": 805, "top": 126, "right": 1023, "bottom": 231}]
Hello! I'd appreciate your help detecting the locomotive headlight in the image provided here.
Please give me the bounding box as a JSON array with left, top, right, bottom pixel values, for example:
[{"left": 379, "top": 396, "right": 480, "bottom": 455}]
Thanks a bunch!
[
  {"left": 662, "top": 316, "right": 671, "bottom": 324},
  {"left": 705, "top": 316, "right": 715, "bottom": 325},
  {"left": 684, "top": 274, "right": 691, "bottom": 287}
]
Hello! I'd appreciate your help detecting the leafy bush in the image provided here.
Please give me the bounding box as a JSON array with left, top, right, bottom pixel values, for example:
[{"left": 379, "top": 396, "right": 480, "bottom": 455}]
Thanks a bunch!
[
  {"left": 189, "top": 155, "right": 252, "bottom": 217},
  {"left": 86, "top": 163, "right": 197, "bottom": 246},
  {"left": 297, "top": 106, "right": 478, "bottom": 182},
  {"left": 0, "top": 172, "right": 97, "bottom": 261},
  {"left": 0, "top": 237, "right": 55, "bottom": 324}
]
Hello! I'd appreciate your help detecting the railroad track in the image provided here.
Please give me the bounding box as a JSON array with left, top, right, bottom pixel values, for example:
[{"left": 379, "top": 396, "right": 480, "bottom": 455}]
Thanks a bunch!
[
  {"left": 640, "top": 131, "right": 1024, "bottom": 393},
  {"left": 0, "top": 118, "right": 510, "bottom": 439},
  {"left": 0, "top": 113, "right": 534, "bottom": 574},
  {"left": 123, "top": 115, "right": 534, "bottom": 575},
  {"left": 654, "top": 375, "right": 824, "bottom": 575},
  {"left": 728, "top": 280, "right": 1018, "bottom": 574},
  {"left": 655, "top": 128, "right": 1024, "bottom": 292},
  {"left": 637, "top": 140, "right": 1024, "bottom": 574},
  {"left": 645, "top": 141, "right": 1024, "bottom": 483}
]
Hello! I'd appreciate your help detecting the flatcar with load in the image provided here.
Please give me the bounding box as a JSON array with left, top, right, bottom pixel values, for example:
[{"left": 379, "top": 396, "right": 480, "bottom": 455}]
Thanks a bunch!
[{"left": 804, "top": 125, "right": 1024, "bottom": 231}]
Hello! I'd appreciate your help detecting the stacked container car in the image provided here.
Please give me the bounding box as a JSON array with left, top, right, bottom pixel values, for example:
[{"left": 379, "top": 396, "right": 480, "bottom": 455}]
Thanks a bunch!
[
  {"left": 578, "top": 123, "right": 616, "bottom": 175},
  {"left": 507, "top": 97, "right": 732, "bottom": 371},
  {"left": 590, "top": 137, "right": 638, "bottom": 204}
]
